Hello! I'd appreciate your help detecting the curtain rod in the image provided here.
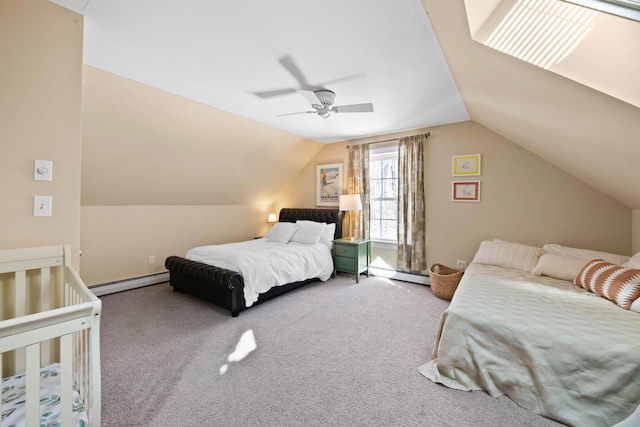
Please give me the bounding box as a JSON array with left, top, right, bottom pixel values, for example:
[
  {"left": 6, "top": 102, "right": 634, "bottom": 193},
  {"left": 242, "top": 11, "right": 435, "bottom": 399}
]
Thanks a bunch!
[{"left": 345, "top": 132, "right": 430, "bottom": 149}]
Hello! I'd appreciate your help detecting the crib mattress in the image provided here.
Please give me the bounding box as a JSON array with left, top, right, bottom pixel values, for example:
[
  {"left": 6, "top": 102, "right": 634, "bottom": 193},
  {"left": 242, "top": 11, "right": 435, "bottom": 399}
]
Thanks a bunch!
[{"left": 2, "top": 363, "right": 87, "bottom": 427}]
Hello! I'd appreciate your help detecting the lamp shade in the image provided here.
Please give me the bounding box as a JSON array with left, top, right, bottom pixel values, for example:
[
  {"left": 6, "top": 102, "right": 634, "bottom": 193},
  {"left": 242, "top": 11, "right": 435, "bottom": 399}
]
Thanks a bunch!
[
  {"left": 339, "top": 194, "right": 362, "bottom": 211},
  {"left": 267, "top": 213, "right": 277, "bottom": 223}
]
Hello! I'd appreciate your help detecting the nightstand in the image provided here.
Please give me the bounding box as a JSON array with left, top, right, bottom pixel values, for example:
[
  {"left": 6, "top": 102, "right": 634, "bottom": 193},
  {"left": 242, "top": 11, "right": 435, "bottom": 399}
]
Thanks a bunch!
[{"left": 332, "top": 238, "right": 370, "bottom": 283}]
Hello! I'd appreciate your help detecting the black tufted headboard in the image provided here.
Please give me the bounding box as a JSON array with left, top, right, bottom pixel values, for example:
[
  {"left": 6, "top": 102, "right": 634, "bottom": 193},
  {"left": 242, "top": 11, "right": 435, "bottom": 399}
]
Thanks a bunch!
[{"left": 278, "top": 208, "right": 344, "bottom": 239}]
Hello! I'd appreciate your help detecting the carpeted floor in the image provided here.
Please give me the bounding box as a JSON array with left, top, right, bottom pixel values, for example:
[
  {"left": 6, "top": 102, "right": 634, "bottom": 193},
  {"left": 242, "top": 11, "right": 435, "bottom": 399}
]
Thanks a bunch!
[{"left": 99, "top": 274, "right": 565, "bottom": 427}]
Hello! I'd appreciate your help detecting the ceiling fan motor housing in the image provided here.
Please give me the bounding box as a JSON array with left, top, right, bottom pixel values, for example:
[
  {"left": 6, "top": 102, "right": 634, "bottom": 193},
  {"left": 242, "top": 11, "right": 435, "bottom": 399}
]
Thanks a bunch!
[{"left": 314, "top": 90, "right": 336, "bottom": 107}]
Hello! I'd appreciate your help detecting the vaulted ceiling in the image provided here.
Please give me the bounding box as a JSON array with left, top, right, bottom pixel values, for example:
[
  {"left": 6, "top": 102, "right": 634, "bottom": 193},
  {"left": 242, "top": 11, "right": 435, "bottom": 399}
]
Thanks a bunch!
[{"left": 51, "top": 0, "right": 640, "bottom": 208}]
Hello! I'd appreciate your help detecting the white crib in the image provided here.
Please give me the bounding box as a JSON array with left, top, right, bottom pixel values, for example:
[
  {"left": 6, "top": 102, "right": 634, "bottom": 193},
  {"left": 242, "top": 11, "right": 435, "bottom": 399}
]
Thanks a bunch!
[{"left": 0, "top": 245, "right": 101, "bottom": 427}]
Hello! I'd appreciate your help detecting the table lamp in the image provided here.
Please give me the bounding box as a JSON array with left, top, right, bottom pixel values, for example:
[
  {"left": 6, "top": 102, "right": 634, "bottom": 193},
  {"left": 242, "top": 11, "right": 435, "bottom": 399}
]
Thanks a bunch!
[{"left": 339, "top": 194, "right": 362, "bottom": 241}]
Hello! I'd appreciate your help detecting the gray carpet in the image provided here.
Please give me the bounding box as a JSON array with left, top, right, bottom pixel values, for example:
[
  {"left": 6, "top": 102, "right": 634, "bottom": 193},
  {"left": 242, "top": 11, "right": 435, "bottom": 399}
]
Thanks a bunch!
[{"left": 99, "top": 274, "right": 564, "bottom": 427}]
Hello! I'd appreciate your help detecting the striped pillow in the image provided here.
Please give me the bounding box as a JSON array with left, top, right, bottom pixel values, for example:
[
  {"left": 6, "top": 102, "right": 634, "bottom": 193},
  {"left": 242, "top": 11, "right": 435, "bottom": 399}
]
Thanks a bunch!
[{"left": 574, "top": 259, "right": 640, "bottom": 310}]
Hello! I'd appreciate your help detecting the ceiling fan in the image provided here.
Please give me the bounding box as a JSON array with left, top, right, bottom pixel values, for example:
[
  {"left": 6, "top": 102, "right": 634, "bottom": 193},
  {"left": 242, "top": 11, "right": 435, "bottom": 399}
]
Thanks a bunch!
[{"left": 277, "top": 90, "right": 374, "bottom": 119}]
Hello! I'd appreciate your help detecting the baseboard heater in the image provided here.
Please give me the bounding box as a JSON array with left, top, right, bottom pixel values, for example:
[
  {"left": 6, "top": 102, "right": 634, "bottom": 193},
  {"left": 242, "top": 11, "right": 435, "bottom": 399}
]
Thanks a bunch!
[
  {"left": 369, "top": 267, "right": 430, "bottom": 285},
  {"left": 89, "top": 271, "right": 169, "bottom": 297}
]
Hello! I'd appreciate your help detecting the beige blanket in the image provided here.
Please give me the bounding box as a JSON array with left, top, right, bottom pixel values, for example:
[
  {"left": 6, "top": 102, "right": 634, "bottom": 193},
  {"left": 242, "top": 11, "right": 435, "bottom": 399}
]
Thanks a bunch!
[{"left": 420, "top": 263, "right": 640, "bottom": 427}]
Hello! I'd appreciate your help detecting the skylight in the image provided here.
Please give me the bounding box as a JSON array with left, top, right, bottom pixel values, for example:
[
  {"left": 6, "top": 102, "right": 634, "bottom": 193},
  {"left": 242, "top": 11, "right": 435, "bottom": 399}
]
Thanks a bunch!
[
  {"left": 560, "top": 0, "right": 640, "bottom": 21},
  {"left": 464, "top": 0, "right": 640, "bottom": 107},
  {"left": 485, "top": 0, "right": 598, "bottom": 70}
]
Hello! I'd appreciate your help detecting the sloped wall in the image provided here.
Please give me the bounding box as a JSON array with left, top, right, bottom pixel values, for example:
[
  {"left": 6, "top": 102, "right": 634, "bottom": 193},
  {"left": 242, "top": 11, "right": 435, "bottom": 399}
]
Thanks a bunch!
[{"left": 425, "top": 121, "right": 630, "bottom": 267}]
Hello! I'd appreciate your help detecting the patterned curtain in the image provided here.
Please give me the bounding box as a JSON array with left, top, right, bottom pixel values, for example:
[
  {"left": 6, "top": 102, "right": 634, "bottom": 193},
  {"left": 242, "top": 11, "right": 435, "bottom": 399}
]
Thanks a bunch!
[
  {"left": 397, "top": 134, "right": 427, "bottom": 272},
  {"left": 347, "top": 144, "right": 370, "bottom": 240}
]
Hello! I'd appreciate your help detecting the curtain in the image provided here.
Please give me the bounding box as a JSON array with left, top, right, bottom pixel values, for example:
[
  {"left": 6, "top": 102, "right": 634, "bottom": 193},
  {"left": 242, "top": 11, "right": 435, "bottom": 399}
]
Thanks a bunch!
[
  {"left": 347, "top": 144, "right": 370, "bottom": 240},
  {"left": 397, "top": 134, "right": 427, "bottom": 272}
]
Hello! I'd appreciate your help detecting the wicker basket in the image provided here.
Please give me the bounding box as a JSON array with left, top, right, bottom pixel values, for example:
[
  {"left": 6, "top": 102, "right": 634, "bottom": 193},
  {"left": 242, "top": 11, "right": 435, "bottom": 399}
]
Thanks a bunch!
[{"left": 429, "top": 263, "right": 464, "bottom": 300}]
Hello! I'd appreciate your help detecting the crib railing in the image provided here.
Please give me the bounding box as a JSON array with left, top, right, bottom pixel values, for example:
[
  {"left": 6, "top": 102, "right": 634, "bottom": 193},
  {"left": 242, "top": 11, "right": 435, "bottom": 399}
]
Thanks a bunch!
[{"left": 0, "top": 244, "right": 101, "bottom": 426}]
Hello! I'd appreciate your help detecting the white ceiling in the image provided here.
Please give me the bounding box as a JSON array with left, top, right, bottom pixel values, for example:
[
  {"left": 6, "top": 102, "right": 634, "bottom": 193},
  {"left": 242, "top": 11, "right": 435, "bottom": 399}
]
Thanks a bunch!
[{"left": 51, "top": 0, "right": 470, "bottom": 143}]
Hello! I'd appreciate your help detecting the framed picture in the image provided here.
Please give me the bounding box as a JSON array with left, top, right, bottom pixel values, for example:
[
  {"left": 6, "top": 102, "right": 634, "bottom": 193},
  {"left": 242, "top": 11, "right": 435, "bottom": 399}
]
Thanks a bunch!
[
  {"left": 316, "top": 163, "right": 343, "bottom": 207},
  {"left": 452, "top": 181, "right": 480, "bottom": 202},
  {"left": 452, "top": 154, "right": 481, "bottom": 176}
]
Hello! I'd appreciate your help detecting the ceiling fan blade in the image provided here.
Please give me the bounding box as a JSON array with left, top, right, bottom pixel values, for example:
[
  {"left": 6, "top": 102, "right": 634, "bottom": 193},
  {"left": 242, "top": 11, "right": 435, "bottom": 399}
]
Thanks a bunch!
[
  {"left": 298, "top": 90, "right": 322, "bottom": 106},
  {"left": 276, "top": 110, "right": 317, "bottom": 117},
  {"left": 279, "top": 55, "right": 310, "bottom": 87},
  {"left": 332, "top": 103, "right": 374, "bottom": 113},
  {"left": 253, "top": 88, "right": 298, "bottom": 99}
]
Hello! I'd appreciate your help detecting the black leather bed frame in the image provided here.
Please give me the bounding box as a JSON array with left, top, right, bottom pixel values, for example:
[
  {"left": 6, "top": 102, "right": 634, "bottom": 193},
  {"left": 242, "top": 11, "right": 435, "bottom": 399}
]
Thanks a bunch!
[{"left": 164, "top": 208, "right": 344, "bottom": 316}]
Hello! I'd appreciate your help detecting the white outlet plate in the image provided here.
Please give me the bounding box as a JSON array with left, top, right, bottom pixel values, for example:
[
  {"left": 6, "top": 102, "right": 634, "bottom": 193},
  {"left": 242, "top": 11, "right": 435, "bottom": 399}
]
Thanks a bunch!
[
  {"left": 34, "top": 159, "right": 53, "bottom": 181},
  {"left": 456, "top": 260, "right": 467, "bottom": 270},
  {"left": 34, "top": 196, "right": 52, "bottom": 216}
]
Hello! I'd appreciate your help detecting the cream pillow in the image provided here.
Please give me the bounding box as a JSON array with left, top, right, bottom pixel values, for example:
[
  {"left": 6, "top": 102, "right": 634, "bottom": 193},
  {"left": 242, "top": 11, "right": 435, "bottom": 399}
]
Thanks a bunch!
[
  {"left": 622, "top": 252, "right": 640, "bottom": 269},
  {"left": 472, "top": 240, "right": 542, "bottom": 272},
  {"left": 542, "top": 244, "right": 630, "bottom": 266},
  {"left": 531, "top": 253, "right": 588, "bottom": 281},
  {"left": 290, "top": 220, "right": 326, "bottom": 245}
]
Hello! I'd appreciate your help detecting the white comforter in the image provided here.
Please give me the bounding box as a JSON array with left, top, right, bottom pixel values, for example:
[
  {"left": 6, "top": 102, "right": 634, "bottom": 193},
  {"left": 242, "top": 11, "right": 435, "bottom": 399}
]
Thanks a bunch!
[{"left": 185, "top": 239, "right": 334, "bottom": 307}]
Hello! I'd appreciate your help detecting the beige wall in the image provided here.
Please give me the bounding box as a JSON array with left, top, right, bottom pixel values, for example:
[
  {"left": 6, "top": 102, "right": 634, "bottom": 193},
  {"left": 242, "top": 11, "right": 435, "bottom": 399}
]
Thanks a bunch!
[
  {"left": 274, "top": 142, "right": 347, "bottom": 211},
  {"left": 80, "top": 67, "right": 325, "bottom": 284},
  {"left": 426, "top": 121, "right": 630, "bottom": 267},
  {"left": 0, "top": 0, "right": 83, "bottom": 266},
  {"left": 276, "top": 120, "right": 631, "bottom": 270},
  {"left": 633, "top": 210, "right": 640, "bottom": 255},
  {"left": 80, "top": 205, "right": 273, "bottom": 285}
]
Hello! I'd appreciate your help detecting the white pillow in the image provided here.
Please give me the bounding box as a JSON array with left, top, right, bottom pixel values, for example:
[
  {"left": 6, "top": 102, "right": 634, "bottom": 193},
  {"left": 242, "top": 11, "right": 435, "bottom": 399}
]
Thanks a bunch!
[
  {"left": 531, "top": 253, "right": 589, "bottom": 281},
  {"left": 290, "top": 220, "right": 326, "bottom": 245},
  {"left": 472, "top": 240, "right": 542, "bottom": 272},
  {"left": 542, "top": 243, "right": 630, "bottom": 266},
  {"left": 264, "top": 222, "right": 297, "bottom": 243},
  {"left": 622, "top": 251, "right": 640, "bottom": 269},
  {"left": 319, "top": 223, "right": 336, "bottom": 249}
]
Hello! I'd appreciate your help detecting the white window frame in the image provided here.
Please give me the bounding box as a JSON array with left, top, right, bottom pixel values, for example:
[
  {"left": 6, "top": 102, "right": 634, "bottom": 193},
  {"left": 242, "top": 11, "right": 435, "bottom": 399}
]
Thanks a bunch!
[
  {"left": 561, "top": 0, "right": 640, "bottom": 21},
  {"left": 369, "top": 145, "right": 398, "bottom": 248}
]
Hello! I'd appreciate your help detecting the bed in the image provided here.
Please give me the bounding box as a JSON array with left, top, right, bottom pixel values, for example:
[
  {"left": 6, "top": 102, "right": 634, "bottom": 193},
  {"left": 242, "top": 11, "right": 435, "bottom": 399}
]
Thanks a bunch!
[
  {"left": 165, "top": 208, "right": 343, "bottom": 317},
  {"left": 420, "top": 240, "right": 640, "bottom": 427},
  {"left": 0, "top": 244, "right": 101, "bottom": 427}
]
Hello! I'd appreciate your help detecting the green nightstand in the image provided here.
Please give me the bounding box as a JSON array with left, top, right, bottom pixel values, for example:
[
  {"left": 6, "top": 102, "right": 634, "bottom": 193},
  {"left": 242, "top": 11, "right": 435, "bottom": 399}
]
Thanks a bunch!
[{"left": 332, "top": 238, "right": 370, "bottom": 283}]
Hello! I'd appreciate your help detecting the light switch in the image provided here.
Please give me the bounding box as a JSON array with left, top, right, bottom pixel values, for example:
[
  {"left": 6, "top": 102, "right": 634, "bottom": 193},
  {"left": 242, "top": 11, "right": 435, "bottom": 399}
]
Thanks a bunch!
[
  {"left": 34, "top": 196, "right": 52, "bottom": 216},
  {"left": 34, "top": 159, "right": 53, "bottom": 181}
]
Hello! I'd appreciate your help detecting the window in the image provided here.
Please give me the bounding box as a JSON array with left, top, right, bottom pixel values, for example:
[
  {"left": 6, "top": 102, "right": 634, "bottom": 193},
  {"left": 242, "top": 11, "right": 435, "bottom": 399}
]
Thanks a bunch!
[
  {"left": 369, "top": 147, "right": 398, "bottom": 243},
  {"left": 562, "top": 0, "right": 640, "bottom": 21}
]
